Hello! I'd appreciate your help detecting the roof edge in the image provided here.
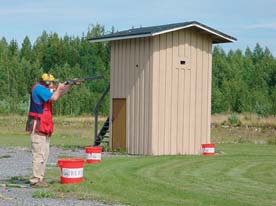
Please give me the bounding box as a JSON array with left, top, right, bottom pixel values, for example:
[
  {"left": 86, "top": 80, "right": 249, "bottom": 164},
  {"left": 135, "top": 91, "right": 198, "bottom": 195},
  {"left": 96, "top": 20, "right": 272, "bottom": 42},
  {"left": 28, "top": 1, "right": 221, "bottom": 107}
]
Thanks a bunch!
[
  {"left": 89, "top": 33, "right": 151, "bottom": 43},
  {"left": 89, "top": 21, "right": 237, "bottom": 43},
  {"left": 152, "top": 23, "right": 237, "bottom": 43}
]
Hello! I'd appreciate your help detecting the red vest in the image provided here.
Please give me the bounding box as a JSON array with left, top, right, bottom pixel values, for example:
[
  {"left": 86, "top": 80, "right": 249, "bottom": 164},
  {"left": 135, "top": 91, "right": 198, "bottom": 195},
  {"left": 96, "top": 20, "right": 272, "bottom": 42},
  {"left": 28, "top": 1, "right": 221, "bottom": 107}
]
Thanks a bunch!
[{"left": 26, "top": 83, "right": 54, "bottom": 136}]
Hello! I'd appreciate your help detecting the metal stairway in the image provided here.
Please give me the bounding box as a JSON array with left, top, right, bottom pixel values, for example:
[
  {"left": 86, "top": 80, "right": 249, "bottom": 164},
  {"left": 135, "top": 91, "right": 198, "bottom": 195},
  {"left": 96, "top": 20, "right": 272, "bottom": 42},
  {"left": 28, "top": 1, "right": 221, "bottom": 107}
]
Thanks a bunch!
[
  {"left": 94, "top": 117, "right": 109, "bottom": 146},
  {"left": 93, "top": 84, "right": 110, "bottom": 147}
]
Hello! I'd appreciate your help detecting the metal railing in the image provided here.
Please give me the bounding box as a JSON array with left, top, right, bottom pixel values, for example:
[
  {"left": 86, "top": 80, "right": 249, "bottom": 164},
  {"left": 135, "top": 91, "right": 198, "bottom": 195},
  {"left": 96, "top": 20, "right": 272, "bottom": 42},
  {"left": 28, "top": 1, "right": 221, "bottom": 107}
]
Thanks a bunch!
[{"left": 92, "top": 84, "right": 110, "bottom": 144}]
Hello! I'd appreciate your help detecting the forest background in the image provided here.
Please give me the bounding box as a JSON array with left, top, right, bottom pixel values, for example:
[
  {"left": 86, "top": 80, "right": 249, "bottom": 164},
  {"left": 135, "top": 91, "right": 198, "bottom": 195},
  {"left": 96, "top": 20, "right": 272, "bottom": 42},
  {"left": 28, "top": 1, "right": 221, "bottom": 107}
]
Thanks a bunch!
[{"left": 0, "top": 24, "right": 275, "bottom": 117}]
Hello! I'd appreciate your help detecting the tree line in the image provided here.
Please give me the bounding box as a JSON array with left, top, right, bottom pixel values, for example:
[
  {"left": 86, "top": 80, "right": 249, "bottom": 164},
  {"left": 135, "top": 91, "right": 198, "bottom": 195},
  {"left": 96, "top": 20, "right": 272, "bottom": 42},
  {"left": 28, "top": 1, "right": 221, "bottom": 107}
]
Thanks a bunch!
[
  {"left": 0, "top": 24, "right": 275, "bottom": 116},
  {"left": 212, "top": 44, "right": 276, "bottom": 116},
  {"left": 0, "top": 24, "right": 110, "bottom": 115}
]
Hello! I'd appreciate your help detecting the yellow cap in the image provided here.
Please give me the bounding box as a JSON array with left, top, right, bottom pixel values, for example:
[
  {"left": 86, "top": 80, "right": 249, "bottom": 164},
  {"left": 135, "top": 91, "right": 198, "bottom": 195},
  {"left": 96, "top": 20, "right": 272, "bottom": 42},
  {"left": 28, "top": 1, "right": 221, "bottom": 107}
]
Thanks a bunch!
[{"left": 41, "top": 73, "right": 55, "bottom": 82}]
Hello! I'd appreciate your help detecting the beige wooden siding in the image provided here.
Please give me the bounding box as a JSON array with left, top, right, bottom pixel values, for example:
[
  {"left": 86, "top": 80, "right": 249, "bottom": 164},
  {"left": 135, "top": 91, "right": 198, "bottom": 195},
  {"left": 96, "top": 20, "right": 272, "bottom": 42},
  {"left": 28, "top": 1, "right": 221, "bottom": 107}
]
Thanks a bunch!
[
  {"left": 110, "top": 38, "right": 153, "bottom": 154},
  {"left": 111, "top": 28, "right": 213, "bottom": 155},
  {"left": 151, "top": 29, "right": 212, "bottom": 155}
]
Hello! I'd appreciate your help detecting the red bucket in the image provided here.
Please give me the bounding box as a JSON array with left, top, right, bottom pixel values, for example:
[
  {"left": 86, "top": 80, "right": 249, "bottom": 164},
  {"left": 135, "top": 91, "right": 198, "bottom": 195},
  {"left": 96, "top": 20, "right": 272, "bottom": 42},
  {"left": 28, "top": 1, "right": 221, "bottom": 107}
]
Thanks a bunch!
[
  {"left": 85, "top": 146, "right": 102, "bottom": 164},
  {"left": 202, "top": 144, "right": 215, "bottom": 156},
  {"left": 57, "top": 159, "right": 85, "bottom": 184}
]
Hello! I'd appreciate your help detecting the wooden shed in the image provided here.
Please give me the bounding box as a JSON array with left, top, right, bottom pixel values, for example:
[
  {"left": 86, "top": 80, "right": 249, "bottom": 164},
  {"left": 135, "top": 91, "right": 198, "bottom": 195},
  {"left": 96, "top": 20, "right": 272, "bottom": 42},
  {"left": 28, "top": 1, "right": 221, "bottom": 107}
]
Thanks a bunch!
[{"left": 90, "top": 21, "right": 236, "bottom": 155}]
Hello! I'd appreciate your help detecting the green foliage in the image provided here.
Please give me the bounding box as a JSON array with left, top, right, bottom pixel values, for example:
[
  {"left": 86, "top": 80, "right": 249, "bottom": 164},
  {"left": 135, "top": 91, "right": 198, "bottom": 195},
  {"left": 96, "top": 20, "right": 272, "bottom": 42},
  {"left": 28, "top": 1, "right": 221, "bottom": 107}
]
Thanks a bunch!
[
  {"left": 17, "top": 100, "right": 28, "bottom": 115},
  {"left": 255, "top": 101, "right": 270, "bottom": 117},
  {"left": 0, "top": 100, "right": 11, "bottom": 113},
  {"left": 0, "top": 24, "right": 110, "bottom": 115},
  {"left": 32, "top": 190, "right": 54, "bottom": 198},
  {"left": 212, "top": 44, "right": 276, "bottom": 115},
  {"left": 228, "top": 113, "right": 241, "bottom": 126},
  {"left": 8, "top": 176, "right": 29, "bottom": 184},
  {"left": 267, "top": 137, "right": 276, "bottom": 145},
  {"left": 0, "top": 26, "right": 276, "bottom": 116}
]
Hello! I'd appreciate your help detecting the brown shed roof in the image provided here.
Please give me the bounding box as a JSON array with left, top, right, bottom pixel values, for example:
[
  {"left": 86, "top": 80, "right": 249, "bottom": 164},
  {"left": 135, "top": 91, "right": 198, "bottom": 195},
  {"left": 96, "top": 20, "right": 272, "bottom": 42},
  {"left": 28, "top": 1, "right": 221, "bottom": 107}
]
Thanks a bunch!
[{"left": 89, "top": 21, "right": 237, "bottom": 44}]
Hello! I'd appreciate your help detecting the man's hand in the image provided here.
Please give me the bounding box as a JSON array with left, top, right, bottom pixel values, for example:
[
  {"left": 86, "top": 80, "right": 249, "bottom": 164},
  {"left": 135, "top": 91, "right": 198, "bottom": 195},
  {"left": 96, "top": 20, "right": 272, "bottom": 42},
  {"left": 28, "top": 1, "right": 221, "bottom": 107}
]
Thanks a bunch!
[
  {"left": 50, "top": 83, "right": 71, "bottom": 101},
  {"left": 56, "top": 83, "right": 65, "bottom": 92},
  {"left": 58, "top": 83, "right": 71, "bottom": 96}
]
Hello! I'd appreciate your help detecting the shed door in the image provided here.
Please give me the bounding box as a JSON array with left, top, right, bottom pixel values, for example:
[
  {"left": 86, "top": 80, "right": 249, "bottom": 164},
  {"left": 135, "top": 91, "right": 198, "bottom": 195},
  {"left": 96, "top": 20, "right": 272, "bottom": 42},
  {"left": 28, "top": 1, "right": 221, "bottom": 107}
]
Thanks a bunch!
[{"left": 112, "top": 98, "right": 126, "bottom": 150}]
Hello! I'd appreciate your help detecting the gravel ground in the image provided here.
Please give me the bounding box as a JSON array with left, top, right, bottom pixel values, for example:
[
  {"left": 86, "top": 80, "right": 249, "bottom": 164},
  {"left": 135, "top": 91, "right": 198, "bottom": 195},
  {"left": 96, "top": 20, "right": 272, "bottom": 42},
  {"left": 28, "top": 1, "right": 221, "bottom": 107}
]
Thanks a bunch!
[{"left": 0, "top": 146, "right": 118, "bottom": 206}]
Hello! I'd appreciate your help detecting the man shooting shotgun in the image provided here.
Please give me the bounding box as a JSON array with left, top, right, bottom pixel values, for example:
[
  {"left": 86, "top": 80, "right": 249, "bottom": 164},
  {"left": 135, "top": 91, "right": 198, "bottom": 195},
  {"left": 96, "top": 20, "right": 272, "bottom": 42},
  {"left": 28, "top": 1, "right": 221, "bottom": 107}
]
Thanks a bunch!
[{"left": 26, "top": 73, "right": 103, "bottom": 187}]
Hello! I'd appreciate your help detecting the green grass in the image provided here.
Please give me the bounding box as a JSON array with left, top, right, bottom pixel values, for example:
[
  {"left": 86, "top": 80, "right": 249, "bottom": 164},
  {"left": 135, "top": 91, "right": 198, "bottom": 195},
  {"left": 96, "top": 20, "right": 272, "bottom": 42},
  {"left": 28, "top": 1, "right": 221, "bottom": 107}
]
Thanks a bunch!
[
  {"left": 0, "top": 115, "right": 97, "bottom": 147},
  {"left": 1, "top": 115, "right": 276, "bottom": 205},
  {"left": 45, "top": 144, "right": 276, "bottom": 206},
  {"left": 0, "top": 133, "right": 94, "bottom": 148},
  {"left": 32, "top": 190, "right": 55, "bottom": 198}
]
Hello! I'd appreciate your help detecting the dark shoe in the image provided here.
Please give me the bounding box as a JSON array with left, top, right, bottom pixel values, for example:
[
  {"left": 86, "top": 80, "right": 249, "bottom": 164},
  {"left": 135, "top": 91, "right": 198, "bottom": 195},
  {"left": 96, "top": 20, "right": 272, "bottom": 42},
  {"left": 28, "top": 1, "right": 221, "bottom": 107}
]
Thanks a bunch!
[{"left": 30, "top": 181, "right": 49, "bottom": 188}]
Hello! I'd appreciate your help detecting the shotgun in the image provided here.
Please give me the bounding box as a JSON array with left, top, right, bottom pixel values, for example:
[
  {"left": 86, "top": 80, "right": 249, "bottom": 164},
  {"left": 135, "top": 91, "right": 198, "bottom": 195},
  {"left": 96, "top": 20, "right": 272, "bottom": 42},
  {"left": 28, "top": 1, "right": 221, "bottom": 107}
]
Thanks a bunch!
[{"left": 64, "top": 75, "right": 104, "bottom": 85}]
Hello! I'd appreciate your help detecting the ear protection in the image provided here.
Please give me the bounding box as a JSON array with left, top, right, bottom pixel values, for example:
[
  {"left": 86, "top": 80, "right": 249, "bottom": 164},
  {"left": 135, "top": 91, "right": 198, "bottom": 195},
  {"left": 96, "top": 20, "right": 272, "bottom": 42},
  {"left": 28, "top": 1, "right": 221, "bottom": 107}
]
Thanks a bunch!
[{"left": 41, "top": 73, "right": 55, "bottom": 85}]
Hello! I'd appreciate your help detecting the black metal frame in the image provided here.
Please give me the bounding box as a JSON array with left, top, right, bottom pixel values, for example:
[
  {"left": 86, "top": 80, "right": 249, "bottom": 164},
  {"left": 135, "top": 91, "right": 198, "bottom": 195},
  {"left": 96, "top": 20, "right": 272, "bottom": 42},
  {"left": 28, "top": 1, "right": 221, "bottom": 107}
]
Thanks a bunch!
[{"left": 93, "top": 84, "right": 110, "bottom": 144}]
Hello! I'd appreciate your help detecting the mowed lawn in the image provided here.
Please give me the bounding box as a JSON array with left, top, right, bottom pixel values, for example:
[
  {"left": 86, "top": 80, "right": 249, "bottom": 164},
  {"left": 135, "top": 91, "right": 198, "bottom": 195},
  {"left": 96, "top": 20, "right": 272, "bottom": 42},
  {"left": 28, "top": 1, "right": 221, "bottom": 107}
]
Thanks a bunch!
[
  {"left": 46, "top": 144, "right": 276, "bottom": 206},
  {"left": 1, "top": 115, "right": 276, "bottom": 205}
]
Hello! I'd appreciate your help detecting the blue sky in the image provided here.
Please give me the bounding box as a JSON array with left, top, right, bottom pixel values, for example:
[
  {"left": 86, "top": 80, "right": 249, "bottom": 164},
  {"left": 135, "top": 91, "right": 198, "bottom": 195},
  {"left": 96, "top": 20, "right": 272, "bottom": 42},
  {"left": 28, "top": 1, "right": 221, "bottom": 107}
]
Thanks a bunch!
[{"left": 1, "top": 0, "right": 276, "bottom": 55}]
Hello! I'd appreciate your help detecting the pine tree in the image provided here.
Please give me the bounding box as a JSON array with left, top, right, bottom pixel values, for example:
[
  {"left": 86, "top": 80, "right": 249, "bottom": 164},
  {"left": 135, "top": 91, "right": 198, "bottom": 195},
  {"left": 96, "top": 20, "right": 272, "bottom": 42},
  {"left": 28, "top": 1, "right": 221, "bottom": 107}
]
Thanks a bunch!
[{"left": 20, "top": 36, "right": 32, "bottom": 61}]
